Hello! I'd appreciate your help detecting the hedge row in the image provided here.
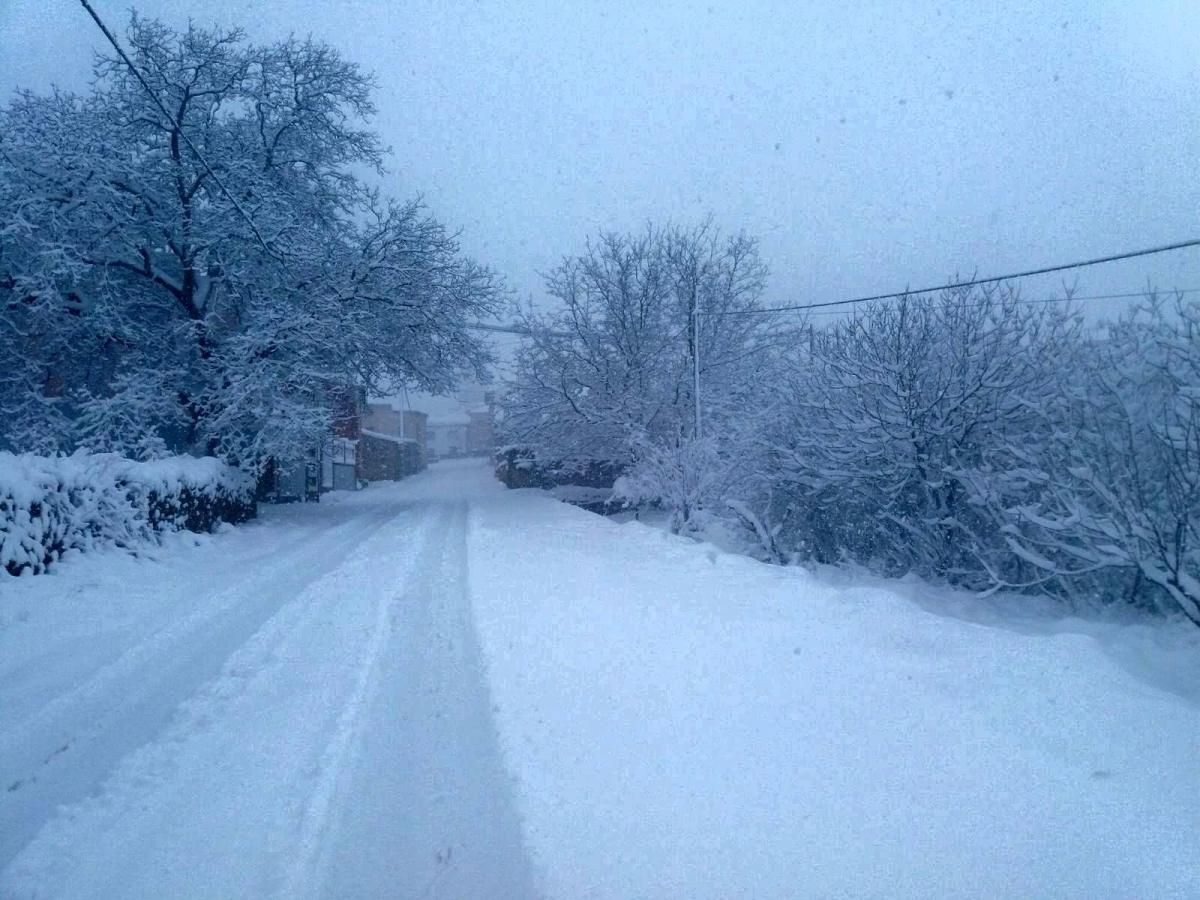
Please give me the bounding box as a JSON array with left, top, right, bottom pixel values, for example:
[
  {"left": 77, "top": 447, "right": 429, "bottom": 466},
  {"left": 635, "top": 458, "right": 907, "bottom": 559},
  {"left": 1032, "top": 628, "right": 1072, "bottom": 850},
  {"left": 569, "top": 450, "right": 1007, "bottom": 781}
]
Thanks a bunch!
[
  {"left": 1, "top": 452, "right": 256, "bottom": 576},
  {"left": 493, "top": 447, "right": 625, "bottom": 513}
]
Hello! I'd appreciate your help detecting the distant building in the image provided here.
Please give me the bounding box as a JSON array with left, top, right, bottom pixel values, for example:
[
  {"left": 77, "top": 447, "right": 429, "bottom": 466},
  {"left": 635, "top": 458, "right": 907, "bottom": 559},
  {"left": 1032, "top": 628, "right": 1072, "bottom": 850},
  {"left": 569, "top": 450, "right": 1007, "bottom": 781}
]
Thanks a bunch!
[
  {"left": 466, "top": 408, "right": 493, "bottom": 456},
  {"left": 422, "top": 385, "right": 494, "bottom": 459},
  {"left": 369, "top": 384, "right": 495, "bottom": 462},
  {"left": 363, "top": 402, "right": 428, "bottom": 455},
  {"left": 427, "top": 407, "right": 470, "bottom": 458},
  {"left": 360, "top": 400, "right": 428, "bottom": 481}
]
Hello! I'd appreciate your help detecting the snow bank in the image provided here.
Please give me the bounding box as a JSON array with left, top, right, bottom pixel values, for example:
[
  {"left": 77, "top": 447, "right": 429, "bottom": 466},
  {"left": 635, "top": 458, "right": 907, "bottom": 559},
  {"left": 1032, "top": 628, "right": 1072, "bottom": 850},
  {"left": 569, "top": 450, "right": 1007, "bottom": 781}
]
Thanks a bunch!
[
  {"left": 468, "top": 485, "right": 1200, "bottom": 900},
  {"left": 0, "top": 452, "right": 255, "bottom": 576}
]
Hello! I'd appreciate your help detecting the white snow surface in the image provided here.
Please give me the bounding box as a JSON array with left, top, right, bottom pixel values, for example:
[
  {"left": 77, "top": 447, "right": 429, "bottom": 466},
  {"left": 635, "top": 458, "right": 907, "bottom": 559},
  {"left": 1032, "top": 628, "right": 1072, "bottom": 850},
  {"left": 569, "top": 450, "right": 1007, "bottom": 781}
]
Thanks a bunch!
[
  {"left": 467, "top": 476, "right": 1200, "bottom": 899},
  {"left": 1, "top": 459, "right": 1197, "bottom": 899},
  {"left": 1, "top": 463, "right": 533, "bottom": 899}
]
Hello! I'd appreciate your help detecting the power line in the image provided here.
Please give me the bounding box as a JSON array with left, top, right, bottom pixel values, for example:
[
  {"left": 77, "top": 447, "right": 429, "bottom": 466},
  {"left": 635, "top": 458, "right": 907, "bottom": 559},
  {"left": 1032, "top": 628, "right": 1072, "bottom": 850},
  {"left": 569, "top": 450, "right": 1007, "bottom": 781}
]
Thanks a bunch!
[
  {"left": 801, "top": 287, "right": 1200, "bottom": 317},
  {"left": 712, "top": 239, "right": 1200, "bottom": 317},
  {"left": 467, "top": 321, "right": 571, "bottom": 338},
  {"left": 472, "top": 288, "right": 1200, "bottom": 339},
  {"left": 77, "top": 0, "right": 277, "bottom": 257}
]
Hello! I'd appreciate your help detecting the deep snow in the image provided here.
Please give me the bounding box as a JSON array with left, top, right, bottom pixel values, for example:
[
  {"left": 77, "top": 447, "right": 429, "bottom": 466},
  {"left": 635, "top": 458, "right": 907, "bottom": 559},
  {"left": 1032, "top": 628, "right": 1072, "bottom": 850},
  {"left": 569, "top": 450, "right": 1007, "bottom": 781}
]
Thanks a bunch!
[
  {"left": 1, "top": 459, "right": 1198, "bottom": 899},
  {"left": 467, "top": 471, "right": 1200, "bottom": 899}
]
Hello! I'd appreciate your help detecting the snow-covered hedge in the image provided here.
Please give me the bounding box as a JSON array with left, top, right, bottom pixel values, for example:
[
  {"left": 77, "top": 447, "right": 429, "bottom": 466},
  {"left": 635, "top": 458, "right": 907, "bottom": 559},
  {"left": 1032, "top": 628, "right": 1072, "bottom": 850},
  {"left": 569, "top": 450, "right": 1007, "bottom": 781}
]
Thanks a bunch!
[
  {"left": 494, "top": 446, "right": 624, "bottom": 491},
  {"left": 1, "top": 452, "right": 256, "bottom": 576}
]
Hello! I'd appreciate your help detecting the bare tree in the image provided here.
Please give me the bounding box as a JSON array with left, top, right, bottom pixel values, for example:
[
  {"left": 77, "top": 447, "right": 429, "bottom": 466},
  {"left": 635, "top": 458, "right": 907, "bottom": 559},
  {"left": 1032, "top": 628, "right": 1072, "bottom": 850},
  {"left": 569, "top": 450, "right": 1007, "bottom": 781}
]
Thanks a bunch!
[
  {"left": 767, "top": 284, "right": 1079, "bottom": 584},
  {"left": 988, "top": 295, "right": 1200, "bottom": 625},
  {"left": 499, "top": 220, "right": 777, "bottom": 531},
  {"left": 0, "top": 15, "right": 498, "bottom": 465}
]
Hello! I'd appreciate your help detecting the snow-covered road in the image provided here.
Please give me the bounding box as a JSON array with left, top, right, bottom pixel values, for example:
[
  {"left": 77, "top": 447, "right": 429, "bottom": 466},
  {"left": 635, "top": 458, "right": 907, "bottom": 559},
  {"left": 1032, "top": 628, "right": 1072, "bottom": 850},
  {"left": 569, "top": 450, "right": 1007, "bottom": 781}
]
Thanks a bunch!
[
  {"left": 3, "top": 459, "right": 1199, "bottom": 899},
  {"left": 0, "top": 462, "right": 534, "bottom": 899}
]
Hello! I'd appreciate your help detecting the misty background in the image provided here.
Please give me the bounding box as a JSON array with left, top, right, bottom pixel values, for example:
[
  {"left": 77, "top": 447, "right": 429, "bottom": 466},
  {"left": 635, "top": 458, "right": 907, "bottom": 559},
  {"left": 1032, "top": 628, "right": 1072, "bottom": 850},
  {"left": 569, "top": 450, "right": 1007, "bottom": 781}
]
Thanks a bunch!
[{"left": 3, "top": 0, "right": 1198, "bottom": 321}]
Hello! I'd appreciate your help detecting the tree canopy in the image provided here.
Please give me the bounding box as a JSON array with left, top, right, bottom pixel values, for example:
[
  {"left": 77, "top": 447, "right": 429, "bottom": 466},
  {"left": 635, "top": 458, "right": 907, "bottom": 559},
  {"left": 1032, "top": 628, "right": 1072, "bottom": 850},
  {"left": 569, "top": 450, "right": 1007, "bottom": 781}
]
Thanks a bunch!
[{"left": 0, "top": 15, "right": 499, "bottom": 464}]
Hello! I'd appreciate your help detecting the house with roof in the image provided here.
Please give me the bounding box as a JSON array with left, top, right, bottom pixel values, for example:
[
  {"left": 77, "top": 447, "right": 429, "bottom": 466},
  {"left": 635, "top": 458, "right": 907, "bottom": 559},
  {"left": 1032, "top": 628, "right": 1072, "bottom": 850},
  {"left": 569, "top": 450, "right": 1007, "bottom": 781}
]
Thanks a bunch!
[
  {"left": 368, "top": 383, "right": 495, "bottom": 462},
  {"left": 361, "top": 398, "right": 428, "bottom": 481}
]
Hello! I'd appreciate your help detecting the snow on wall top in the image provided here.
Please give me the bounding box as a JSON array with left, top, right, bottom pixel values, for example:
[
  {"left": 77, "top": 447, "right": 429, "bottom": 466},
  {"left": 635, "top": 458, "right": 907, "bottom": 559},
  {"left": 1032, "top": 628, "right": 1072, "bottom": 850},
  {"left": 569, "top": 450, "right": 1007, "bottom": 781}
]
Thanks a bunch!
[{"left": 360, "top": 430, "right": 418, "bottom": 446}]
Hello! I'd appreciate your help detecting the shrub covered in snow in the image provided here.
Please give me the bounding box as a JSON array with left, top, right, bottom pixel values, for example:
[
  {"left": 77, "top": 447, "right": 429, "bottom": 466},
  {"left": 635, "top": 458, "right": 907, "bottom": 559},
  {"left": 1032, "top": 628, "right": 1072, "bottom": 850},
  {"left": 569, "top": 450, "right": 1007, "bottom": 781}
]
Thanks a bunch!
[
  {"left": 494, "top": 446, "right": 625, "bottom": 492},
  {"left": 0, "top": 452, "right": 255, "bottom": 576},
  {"left": 766, "top": 283, "right": 1074, "bottom": 586},
  {"left": 761, "top": 288, "right": 1200, "bottom": 627},
  {"left": 495, "top": 220, "right": 780, "bottom": 532}
]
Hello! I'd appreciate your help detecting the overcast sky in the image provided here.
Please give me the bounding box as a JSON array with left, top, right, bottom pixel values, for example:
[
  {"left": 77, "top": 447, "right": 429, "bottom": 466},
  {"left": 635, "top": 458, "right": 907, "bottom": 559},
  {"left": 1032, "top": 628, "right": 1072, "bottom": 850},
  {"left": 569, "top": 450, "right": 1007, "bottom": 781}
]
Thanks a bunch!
[{"left": 3, "top": 1, "right": 1198, "bottom": 322}]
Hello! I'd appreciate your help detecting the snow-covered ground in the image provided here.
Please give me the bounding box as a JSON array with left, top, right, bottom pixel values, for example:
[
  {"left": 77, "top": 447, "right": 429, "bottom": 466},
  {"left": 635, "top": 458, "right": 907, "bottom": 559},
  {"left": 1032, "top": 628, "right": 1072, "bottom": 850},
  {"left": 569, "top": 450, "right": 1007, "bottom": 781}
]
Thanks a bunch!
[
  {"left": 468, "top": 472, "right": 1200, "bottom": 899},
  {"left": 0, "top": 466, "right": 533, "bottom": 899},
  {"left": 2, "top": 459, "right": 1198, "bottom": 898}
]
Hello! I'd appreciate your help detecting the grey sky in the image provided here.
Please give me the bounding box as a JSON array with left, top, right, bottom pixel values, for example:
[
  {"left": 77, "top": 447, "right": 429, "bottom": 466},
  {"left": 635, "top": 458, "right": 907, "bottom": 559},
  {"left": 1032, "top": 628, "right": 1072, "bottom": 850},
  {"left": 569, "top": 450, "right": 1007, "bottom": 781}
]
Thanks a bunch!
[{"left": 3, "top": 1, "right": 1198, "bottom": 321}]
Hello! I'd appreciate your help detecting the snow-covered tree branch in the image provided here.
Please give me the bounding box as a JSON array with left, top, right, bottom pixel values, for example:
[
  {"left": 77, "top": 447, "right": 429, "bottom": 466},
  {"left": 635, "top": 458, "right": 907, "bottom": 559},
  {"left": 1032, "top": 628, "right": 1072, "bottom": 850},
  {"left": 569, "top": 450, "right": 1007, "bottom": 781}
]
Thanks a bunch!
[
  {"left": 0, "top": 15, "right": 498, "bottom": 467},
  {"left": 498, "top": 220, "right": 782, "bottom": 531}
]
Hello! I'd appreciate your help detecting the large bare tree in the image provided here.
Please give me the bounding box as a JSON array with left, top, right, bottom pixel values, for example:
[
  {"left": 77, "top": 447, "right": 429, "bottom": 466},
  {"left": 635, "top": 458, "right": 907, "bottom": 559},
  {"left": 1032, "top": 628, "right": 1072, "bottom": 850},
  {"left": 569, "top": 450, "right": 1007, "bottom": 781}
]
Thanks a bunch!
[
  {"left": 499, "top": 220, "right": 777, "bottom": 530},
  {"left": 0, "top": 15, "right": 499, "bottom": 464}
]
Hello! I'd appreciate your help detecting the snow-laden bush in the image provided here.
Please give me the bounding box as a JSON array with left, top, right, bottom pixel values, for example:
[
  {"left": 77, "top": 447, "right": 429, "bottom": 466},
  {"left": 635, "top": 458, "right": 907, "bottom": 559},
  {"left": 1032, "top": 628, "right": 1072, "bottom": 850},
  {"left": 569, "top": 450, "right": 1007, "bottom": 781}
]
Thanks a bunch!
[
  {"left": 614, "top": 435, "right": 736, "bottom": 535},
  {"left": 497, "top": 221, "right": 789, "bottom": 535},
  {"left": 766, "top": 284, "right": 1078, "bottom": 586},
  {"left": 0, "top": 452, "right": 255, "bottom": 576},
  {"left": 976, "top": 296, "right": 1200, "bottom": 626},
  {"left": 755, "top": 286, "right": 1200, "bottom": 626},
  {"left": 498, "top": 221, "right": 773, "bottom": 474}
]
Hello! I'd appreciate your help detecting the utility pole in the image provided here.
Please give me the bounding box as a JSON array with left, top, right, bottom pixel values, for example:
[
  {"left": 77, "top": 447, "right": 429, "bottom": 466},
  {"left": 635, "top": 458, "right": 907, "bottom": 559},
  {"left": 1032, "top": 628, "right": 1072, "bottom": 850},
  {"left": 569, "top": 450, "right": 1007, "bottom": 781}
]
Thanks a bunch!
[{"left": 693, "top": 297, "right": 702, "bottom": 440}]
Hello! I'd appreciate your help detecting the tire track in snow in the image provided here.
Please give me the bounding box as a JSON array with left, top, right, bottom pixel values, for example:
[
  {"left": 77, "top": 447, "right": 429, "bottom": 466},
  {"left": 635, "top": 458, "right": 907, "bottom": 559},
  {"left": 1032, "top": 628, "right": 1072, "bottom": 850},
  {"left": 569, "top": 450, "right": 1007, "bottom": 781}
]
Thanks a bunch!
[
  {"left": 2, "top": 470, "right": 536, "bottom": 899},
  {"left": 0, "top": 500, "right": 430, "bottom": 897},
  {"left": 315, "top": 500, "right": 538, "bottom": 899},
  {"left": 0, "top": 497, "right": 402, "bottom": 869},
  {"left": 282, "top": 512, "right": 434, "bottom": 899}
]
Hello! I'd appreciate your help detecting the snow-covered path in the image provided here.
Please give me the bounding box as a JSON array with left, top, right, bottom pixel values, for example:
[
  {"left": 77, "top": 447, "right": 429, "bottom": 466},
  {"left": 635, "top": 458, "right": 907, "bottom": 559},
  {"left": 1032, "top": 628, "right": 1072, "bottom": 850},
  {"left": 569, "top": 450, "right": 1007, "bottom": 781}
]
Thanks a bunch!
[
  {"left": 319, "top": 498, "right": 533, "bottom": 898},
  {"left": 3, "top": 459, "right": 1199, "bottom": 899},
  {"left": 0, "top": 463, "right": 534, "bottom": 899}
]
